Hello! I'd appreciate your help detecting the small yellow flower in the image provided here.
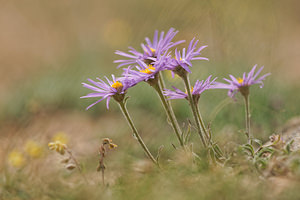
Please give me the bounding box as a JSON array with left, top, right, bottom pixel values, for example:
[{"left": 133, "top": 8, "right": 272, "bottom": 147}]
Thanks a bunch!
[
  {"left": 8, "top": 150, "right": 25, "bottom": 168},
  {"left": 48, "top": 141, "right": 67, "bottom": 155},
  {"left": 52, "top": 132, "right": 68, "bottom": 144},
  {"left": 25, "top": 140, "right": 44, "bottom": 158}
]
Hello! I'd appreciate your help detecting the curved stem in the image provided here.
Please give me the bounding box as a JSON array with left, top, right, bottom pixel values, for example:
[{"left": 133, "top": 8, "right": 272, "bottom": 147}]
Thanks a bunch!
[
  {"left": 153, "top": 83, "right": 184, "bottom": 147},
  {"left": 182, "top": 74, "right": 207, "bottom": 148},
  {"left": 118, "top": 101, "right": 158, "bottom": 165},
  {"left": 243, "top": 94, "right": 251, "bottom": 144}
]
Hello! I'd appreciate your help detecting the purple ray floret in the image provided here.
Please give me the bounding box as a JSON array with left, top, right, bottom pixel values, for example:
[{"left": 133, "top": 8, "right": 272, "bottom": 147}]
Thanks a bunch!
[
  {"left": 214, "top": 65, "right": 271, "bottom": 98},
  {"left": 114, "top": 28, "right": 185, "bottom": 68},
  {"left": 167, "top": 38, "right": 209, "bottom": 73},
  {"left": 163, "top": 75, "right": 217, "bottom": 100},
  {"left": 81, "top": 75, "right": 137, "bottom": 110}
]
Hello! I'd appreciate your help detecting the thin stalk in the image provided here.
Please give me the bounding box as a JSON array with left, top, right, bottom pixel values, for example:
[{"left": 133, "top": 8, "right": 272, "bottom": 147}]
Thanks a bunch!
[
  {"left": 158, "top": 72, "right": 167, "bottom": 93},
  {"left": 153, "top": 83, "right": 184, "bottom": 147},
  {"left": 182, "top": 75, "right": 207, "bottom": 148},
  {"left": 195, "top": 104, "right": 224, "bottom": 158},
  {"left": 194, "top": 102, "right": 210, "bottom": 141},
  {"left": 118, "top": 101, "right": 158, "bottom": 165},
  {"left": 243, "top": 94, "right": 251, "bottom": 144},
  {"left": 158, "top": 72, "right": 172, "bottom": 108}
]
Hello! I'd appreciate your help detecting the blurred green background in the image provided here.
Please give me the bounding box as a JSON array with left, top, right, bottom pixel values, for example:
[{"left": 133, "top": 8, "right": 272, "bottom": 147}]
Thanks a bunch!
[{"left": 1, "top": 0, "right": 300, "bottom": 199}]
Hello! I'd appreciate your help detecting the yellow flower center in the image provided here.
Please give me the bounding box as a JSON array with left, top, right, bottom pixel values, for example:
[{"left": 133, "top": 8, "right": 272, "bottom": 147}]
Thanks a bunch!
[
  {"left": 237, "top": 78, "right": 244, "bottom": 84},
  {"left": 150, "top": 47, "right": 155, "bottom": 53},
  {"left": 111, "top": 81, "right": 123, "bottom": 89},
  {"left": 139, "top": 65, "right": 156, "bottom": 74}
]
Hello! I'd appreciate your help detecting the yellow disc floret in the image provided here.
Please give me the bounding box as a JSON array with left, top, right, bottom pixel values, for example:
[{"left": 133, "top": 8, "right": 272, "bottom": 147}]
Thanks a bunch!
[
  {"left": 150, "top": 47, "right": 155, "bottom": 53},
  {"left": 237, "top": 78, "right": 244, "bottom": 84},
  {"left": 139, "top": 65, "right": 156, "bottom": 74},
  {"left": 111, "top": 81, "right": 123, "bottom": 89}
]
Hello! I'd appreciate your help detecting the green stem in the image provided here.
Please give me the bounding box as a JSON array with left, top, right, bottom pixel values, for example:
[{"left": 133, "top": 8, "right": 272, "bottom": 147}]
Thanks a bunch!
[
  {"left": 194, "top": 102, "right": 210, "bottom": 141},
  {"left": 153, "top": 83, "right": 184, "bottom": 147},
  {"left": 195, "top": 103, "right": 224, "bottom": 158},
  {"left": 243, "top": 94, "right": 251, "bottom": 144},
  {"left": 118, "top": 101, "right": 158, "bottom": 165},
  {"left": 182, "top": 74, "right": 207, "bottom": 148}
]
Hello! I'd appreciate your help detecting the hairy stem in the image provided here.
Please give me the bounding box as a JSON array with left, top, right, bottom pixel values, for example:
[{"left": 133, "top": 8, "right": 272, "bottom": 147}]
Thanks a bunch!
[
  {"left": 182, "top": 74, "right": 207, "bottom": 148},
  {"left": 153, "top": 83, "right": 184, "bottom": 147},
  {"left": 118, "top": 101, "right": 158, "bottom": 165}
]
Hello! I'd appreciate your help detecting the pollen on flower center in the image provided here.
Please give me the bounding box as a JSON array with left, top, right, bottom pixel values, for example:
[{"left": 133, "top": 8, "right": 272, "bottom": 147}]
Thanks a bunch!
[
  {"left": 237, "top": 78, "right": 244, "bottom": 84},
  {"left": 139, "top": 65, "right": 156, "bottom": 74},
  {"left": 111, "top": 81, "right": 123, "bottom": 89}
]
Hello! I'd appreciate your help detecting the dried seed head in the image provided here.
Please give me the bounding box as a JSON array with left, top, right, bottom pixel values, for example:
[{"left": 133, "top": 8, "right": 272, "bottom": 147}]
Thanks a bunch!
[
  {"left": 61, "top": 157, "right": 71, "bottom": 164},
  {"left": 102, "top": 138, "right": 112, "bottom": 145},
  {"left": 65, "top": 164, "right": 76, "bottom": 170},
  {"left": 109, "top": 143, "right": 118, "bottom": 149}
]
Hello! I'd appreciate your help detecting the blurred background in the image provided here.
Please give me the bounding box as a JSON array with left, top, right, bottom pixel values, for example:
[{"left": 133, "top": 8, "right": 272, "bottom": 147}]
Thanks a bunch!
[{"left": 1, "top": 0, "right": 300, "bottom": 199}]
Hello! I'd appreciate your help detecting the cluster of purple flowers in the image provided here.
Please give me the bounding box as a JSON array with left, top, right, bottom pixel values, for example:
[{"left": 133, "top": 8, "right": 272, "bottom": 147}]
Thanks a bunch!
[{"left": 81, "top": 28, "right": 270, "bottom": 109}]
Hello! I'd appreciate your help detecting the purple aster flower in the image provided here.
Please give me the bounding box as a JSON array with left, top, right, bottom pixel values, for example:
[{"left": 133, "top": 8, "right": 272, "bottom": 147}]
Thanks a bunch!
[
  {"left": 122, "top": 52, "right": 170, "bottom": 85},
  {"left": 214, "top": 65, "right": 271, "bottom": 98},
  {"left": 166, "top": 38, "right": 208, "bottom": 77},
  {"left": 114, "top": 28, "right": 185, "bottom": 68},
  {"left": 81, "top": 75, "right": 136, "bottom": 110},
  {"left": 163, "top": 75, "right": 217, "bottom": 102}
]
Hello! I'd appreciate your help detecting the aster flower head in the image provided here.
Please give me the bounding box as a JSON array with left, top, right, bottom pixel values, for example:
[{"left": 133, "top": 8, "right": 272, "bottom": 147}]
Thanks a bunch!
[
  {"left": 114, "top": 28, "right": 185, "bottom": 68},
  {"left": 163, "top": 75, "right": 217, "bottom": 103},
  {"left": 214, "top": 65, "right": 271, "bottom": 98},
  {"left": 167, "top": 38, "right": 208, "bottom": 77},
  {"left": 81, "top": 75, "right": 137, "bottom": 110},
  {"left": 122, "top": 52, "right": 170, "bottom": 86}
]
